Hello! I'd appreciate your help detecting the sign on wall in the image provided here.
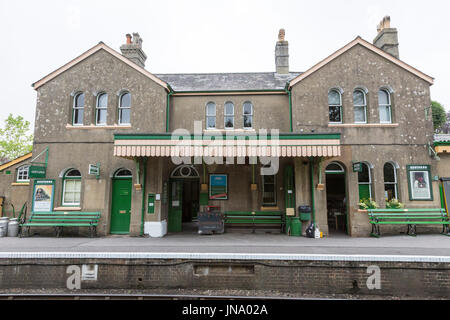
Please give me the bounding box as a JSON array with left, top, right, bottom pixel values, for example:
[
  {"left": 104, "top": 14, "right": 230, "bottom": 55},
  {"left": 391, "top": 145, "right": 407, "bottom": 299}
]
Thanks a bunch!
[
  {"left": 29, "top": 165, "right": 46, "bottom": 179},
  {"left": 352, "top": 162, "right": 363, "bottom": 173},
  {"left": 209, "top": 174, "right": 228, "bottom": 200},
  {"left": 407, "top": 165, "right": 433, "bottom": 201},
  {"left": 32, "top": 180, "right": 55, "bottom": 212}
]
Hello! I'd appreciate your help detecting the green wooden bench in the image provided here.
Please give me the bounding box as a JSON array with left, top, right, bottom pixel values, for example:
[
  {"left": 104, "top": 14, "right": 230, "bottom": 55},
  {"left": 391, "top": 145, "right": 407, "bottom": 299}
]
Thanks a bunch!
[
  {"left": 224, "top": 211, "right": 285, "bottom": 233},
  {"left": 20, "top": 211, "right": 101, "bottom": 238},
  {"left": 368, "top": 208, "right": 450, "bottom": 237}
]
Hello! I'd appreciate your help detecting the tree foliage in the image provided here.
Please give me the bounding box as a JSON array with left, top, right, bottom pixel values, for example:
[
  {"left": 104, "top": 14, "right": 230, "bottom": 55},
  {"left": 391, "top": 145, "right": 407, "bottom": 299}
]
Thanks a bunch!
[
  {"left": 0, "top": 114, "right": 33, "bottom": 162},
  {"left": 431, "top": 101, "right": 447, "bottom": 132}
]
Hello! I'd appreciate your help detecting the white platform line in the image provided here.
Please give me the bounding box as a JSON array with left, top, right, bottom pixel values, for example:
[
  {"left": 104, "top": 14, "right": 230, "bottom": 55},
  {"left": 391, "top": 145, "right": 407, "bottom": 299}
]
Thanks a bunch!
[{"left": 0, "top": 252, "right": 449, "bottom": 263}]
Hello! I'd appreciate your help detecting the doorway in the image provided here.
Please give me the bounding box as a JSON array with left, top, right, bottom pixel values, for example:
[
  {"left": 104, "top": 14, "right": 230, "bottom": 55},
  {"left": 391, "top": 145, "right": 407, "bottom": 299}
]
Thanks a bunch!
[
  {"left": 110, "top": 169, "right": 133, "bottom": 234},
  {"left": 168, "top": 165, "right": 200, "bottom": 233},
  {"left": 325, "top": 162, "right": 348, "bottom": 234}
]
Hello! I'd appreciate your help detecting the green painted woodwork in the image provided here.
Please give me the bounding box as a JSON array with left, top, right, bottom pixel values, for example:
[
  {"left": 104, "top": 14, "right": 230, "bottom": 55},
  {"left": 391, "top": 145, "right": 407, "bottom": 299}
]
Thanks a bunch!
[
  {"left": 224, "top": 211, "right": 284, "bottom": 226},
  {"left": 168, "top": 180, "right": 183, "bottom": 232},
  {"left": 358, "top": 184, "right": 370, "bottom": 200},
  {"left": 110, "top": 178, "right": 132, "bottom": 234},
  {"left": 114, "top": 133, "right": 341, "bottom": 141},
  {"left": 284, "top": 165, "right": 295, "bottom": 210}
]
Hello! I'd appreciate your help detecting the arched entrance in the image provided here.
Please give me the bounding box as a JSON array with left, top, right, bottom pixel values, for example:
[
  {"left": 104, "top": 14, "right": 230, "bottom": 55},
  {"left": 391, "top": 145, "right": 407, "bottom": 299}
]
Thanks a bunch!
[
  {"left": 168, "top": 165, "right": 200, "bottom": 233},
  {"left": 110, "top": 168, "right": 132, "bottom": 234},
  {"left": 325, "top": 162, "right": 348, "bottom": 234}
]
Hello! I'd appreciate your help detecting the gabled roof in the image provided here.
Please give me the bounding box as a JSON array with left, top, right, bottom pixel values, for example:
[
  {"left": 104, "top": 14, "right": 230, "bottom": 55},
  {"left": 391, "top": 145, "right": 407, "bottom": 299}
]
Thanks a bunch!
[
  {"left": 0, "top": 153, "right": 32, "bottom": 172},
  {"left": 32, "top": 42, "right": 170, "bottom": 91},
  {"left": 156, "top": 72, "right": 301, "bottom": 92},
  {"left": 288, "top": 37, "right": 434, "bottom": 89}
]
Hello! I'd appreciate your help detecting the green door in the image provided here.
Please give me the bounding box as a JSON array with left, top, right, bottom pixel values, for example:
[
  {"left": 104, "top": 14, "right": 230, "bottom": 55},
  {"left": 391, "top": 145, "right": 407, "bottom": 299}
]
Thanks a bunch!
[
  {"left": 110, "top": 178, "right": 132, "bottom": 234},
  {"left": 168, "top": 180, "right": 183, "bottom": 232}
]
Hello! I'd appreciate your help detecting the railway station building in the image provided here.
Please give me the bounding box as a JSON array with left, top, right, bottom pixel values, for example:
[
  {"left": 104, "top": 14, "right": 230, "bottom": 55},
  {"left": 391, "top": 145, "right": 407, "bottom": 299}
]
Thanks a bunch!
[{"left": 3, "top": 17, "right": 443, "bottom": 237}]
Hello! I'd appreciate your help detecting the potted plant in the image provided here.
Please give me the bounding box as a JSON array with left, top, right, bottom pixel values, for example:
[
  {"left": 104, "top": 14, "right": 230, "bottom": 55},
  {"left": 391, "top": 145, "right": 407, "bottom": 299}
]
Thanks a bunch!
[
  {"left": 358, "top": 198, "right": 379, "bottom": 210},
  {"left": 386, "top": 198, "right": 404, "bottom": 209}
]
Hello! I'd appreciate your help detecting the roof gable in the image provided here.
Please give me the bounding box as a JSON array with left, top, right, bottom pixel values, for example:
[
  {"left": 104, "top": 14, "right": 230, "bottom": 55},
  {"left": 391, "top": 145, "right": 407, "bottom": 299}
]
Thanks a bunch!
[
  {"left": 288, "top": 37, "right": 434, "bottom": 89},
  {"left": 0, "top": 153, "right": 32, "bottom": 172},
  {"left": 32, "top": 43, "right": 169, "bottom": 91}
]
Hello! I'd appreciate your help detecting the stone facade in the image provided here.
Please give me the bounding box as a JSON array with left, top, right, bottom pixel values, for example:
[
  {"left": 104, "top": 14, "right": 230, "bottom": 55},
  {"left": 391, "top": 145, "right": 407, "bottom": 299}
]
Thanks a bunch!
[{"left": 17, "top": 23, "right": 444, "bottom": 238}]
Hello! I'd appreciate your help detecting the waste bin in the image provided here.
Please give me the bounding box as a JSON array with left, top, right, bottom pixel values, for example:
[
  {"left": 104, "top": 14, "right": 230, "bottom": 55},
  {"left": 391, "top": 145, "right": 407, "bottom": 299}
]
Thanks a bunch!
[
  {"left": 7, "top": 218, "right": 19, "bottom": 237},
  {"left": 286, "top": 216, "right": 302, "bottom": 237},
  {"left": 298, "top": 205, "right": 312, "bottom": 221},
  {"left": 0, "top": 217, "right": 9, "bottom": 237}
]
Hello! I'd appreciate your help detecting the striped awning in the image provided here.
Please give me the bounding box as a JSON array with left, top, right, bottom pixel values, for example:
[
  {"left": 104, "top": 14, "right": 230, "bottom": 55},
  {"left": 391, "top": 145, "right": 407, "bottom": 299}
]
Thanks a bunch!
[{"left": 113, "top": 133, "right": 341, "bottom": 158}]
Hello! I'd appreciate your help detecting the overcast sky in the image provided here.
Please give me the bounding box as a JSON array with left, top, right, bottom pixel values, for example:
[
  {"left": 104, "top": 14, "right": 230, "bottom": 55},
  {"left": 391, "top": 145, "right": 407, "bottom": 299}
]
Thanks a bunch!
[{"left": 1, "top": 0, "right": 449, "bottom": 131}]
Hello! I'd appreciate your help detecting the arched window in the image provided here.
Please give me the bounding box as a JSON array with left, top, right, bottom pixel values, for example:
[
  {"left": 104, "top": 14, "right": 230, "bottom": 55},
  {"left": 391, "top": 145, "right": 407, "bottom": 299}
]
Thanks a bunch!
[
  {"left": 170, "top": 165, "right": 200, "bottom": 178},
  {"left": 358, "top": 162, "right": 372, "bottom": 200},
  {"left": 378, "top": 89, "right": 392, "bottom": 123},
  {"left": 62, "top": 169, "right": 82, "bottom": 206},
  {"left": 353, "top": 89, "right": 367, "bottom": 123},
  {"left": 328, "top": 89, "right": 342, "bottom": 123},
  {"left": 72, "top": 93, "right": 85, "bottom": 125},
  {"left": 224, "top": 101, "right": 234, "bottom": 129},
  {"left": 325, "top": 162, "right": 345, "bottom": 174},
  {"left": 206, "top": 102, "right": 216, "bottom": 129},
  {"left": 384, "top": 162, "right": 398, "bottom": 200},
  {"left": 96, "top": 93, "right": 108, "bottom": 125},
  {"left": 118, "top": 92, "right": 131, "bottom": 125},
  {"left": 17, "top": 165, "right": 30, "bottom": 182},
  {"left": 114, "top": 168, "right": 132, "bottom": 178},
  {"left": 243, "top": 101, "right": 253, "bottom": 129}
]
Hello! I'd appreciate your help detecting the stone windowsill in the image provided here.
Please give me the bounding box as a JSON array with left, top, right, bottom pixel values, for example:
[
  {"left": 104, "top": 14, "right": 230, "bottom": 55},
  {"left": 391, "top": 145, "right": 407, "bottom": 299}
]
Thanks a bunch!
[
  {"left": 11, "top": 182, "right": 30, "bottom": 186},
  {"left": 53, "top": 207, "right": 82, "bottom": 211},
  {"left": 66, "top": 124, "right": 132, "bottom": 130},
  {"left": 328, "top": 123, "right": 399, "bottom": 128}
]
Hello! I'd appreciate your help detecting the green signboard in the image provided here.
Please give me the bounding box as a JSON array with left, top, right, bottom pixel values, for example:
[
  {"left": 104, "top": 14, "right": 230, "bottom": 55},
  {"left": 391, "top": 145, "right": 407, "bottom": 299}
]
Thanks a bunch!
[
  {"left": 29, "top": 165, "right": 46, "bottom": 178},
  {"left": 209, "top": 174, "right": 228, "bottom": 200},
  {"left": 352, "top": 162, "right": 363, "bottom": 173}
]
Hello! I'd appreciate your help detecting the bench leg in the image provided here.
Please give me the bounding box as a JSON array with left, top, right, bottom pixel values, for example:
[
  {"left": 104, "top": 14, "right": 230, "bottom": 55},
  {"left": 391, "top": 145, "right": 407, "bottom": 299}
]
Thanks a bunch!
[
  {"left": 407, "top": 224, "right": 417, "bottom": 237},
  {"left": 55, "top": 227, "right": 63, "bottom": 238},
  {"left": 442, "top": 224, "right": 450, "bottom": 236},
  {"left": 371, "top": 224, "right": 381, "bottom": 238},
  {"left": 89, "top": 226, "right": 97, "bottom": 238}
]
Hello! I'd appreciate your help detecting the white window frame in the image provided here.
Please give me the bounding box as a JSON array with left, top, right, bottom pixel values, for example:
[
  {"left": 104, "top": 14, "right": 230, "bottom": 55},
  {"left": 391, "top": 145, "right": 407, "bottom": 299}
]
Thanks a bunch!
[
  {"left": 72, "top": 92, "right": 85, "bottom": 126},
  {"left": 378, "top": 89, "right": 392, "bottom": 124},
  {"left": 384, "top": 162, "right": 398, "bottom": 200},
  {"left": 243, "top": 101, "right": 254, "bottom": 129},
  {"left": 206, "top": 102, "right": 216, "bottom": 129},
  {"left": 96, "top": 92, "right": 108, "bottom": 126},
  {"left": 328, "top": 89, "right": 343, "bottom": 124},
  {"left": 16, "top": 165, "right": 30, "bottom": 182},
  {"left": 224, "top": 101, "right": 234, "bottom": 129},
  {"left": 353, "top": 89, "right": 367, "bottom": 124},
  {"left": 62, "top": 169, "right": 82, "bottom": 206},
  {"left": 118, "top": 92, "right": 131, "bottom": 125}
]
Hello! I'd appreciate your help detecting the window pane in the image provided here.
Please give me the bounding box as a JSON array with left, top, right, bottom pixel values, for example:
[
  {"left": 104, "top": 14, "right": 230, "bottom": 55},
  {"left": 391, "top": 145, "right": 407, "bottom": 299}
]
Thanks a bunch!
[
  {"left": 383, "top": 163, "right": 395, "bottom": 183},
  {"left": 207, "top": 116, "right": 216, "bottom": 128},
  {"left": 354, "top": 106, "right": 366, "bottom": 122},
  {"left": 379, "top": 106, "right": 391, "bottom": 123},
  {"left": 326, "top": 163, "right": 343, "bottom": 172},
  {"left": 206, "top": 103, "right": 216, "bottom": 116},
  {"left": 76, "top": 93, "right": 85, "bottom": 108},
  {"left": 243, "top": 102, "right": 253, "bottom": 115},
  {"left": 120, "top": 93, "right": 131, "bottom": 108},
  {"left": 378, "top": 90, "right": 389, "bottom": 105},
  {"left": 244, "top": 115, "right": 252, "bottom": 128},
  {"left": 225, "top": 102, "right": 234, "bottom": 115},
  {"left": 328, "top": 90, "right": 340, "bottom": 105},
  {"left": 74, "top": 109, "right": 83, "bottom": 125},
  {"left": 120, "top": 108, "right": 130, "bottom": 124},
  {"left": 64, "top": 191, "right": 75, "bottom": 203},
  {"left": 97, "top": 108, "right": 107, "bottom": 125},
  {"left": 263, "top": 175, "right": 276, "bottom": 204},
  {"left": 98, "top": 94, "right": 108, "bottom": 108},
  {"left": 353, "top": 90, "right": 365, "bottom": 106},
  {"left": 385, "top": 184, "right": 396, "bottom": 201},
  {"left": 224, "top": 116, "right": 234, "bottom": 128},
  {"left": 358, "top": 163, "right": 370, "bottom": 183},
  {"left": 66, "top": 169, "right": 81, "bottom": 177},
  {"left": 329, "top": 106, "right": 342, "bottom": 122}
]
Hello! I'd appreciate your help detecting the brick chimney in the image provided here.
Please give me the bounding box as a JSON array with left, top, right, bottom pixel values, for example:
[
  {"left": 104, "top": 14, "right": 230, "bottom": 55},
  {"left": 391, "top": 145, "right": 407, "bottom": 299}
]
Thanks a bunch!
[
  {"left": 120, "top": 33, "right": 147, "bottom": 68},
  {"left": 275, "top": 29, "right": 289, "bottom": 75},
  {"left": 373, "top": 16, "right": 400, "bottom": 59}
]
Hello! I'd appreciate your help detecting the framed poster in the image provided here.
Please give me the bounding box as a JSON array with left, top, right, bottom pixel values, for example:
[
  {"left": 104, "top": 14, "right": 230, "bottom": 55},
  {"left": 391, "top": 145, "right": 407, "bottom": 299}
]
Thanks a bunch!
[
  {"left": 32, "top": 180, "right": 55, "bottom": 212},
  {"left": 407, "top": 165, "right": 433, "bottom": 201},
  {"left": 209, "top": 174, "right": 228, "bottom": 200}
]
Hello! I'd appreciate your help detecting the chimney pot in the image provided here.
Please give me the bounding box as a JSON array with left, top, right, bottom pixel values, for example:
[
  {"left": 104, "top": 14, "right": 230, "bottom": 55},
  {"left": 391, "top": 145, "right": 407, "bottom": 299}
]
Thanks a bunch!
[
  {"left": 120, "top": 32, "right": 147, "bottom": 68},
  {"left": 126, "top": 34, "right": 132, "bottom": 44}
]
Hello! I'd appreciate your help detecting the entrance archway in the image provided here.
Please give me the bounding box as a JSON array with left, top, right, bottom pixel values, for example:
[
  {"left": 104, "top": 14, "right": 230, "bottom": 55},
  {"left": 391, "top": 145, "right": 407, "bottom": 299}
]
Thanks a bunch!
[
  {"left": 325, "top": 162, "right": 348, "bottom": 234},
  {"left": 168, "top": 165, "right": 200, "bottom": 233}
]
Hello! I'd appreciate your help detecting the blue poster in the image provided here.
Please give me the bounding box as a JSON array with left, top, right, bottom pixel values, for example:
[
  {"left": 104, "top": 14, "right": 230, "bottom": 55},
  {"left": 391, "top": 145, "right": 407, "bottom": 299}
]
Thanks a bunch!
[{"left": 209, "top": 174, "right": 228, "bottom": 200}]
